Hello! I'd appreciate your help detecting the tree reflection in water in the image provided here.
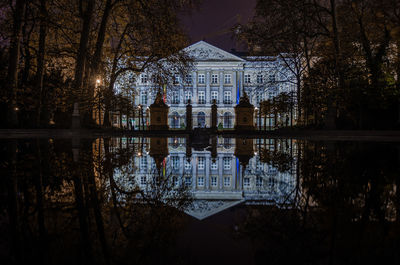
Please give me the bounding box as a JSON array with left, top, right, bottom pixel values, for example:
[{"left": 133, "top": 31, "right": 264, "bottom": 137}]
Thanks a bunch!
[{"left": 0, "top": 138, "right": 399, "bottom": 265}]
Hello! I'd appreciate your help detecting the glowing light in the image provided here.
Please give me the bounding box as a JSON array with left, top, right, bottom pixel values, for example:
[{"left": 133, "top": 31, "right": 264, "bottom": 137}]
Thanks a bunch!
[
  {"left": 14, "top": 107, "right": 19, "bottom": 111},
  {"left": 96, "top": 79, "right": 101, "bottom": 84},
  {"left": 138, "top": 152, "right": 142, "bottom": 156}
]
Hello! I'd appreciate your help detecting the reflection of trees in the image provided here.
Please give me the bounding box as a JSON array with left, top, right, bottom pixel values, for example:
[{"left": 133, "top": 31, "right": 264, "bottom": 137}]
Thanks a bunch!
[
  {"left": 1, "top": 138, "right": 193, "bottom": 265},
  {"left": 238, "top": 140, "right": 400, "bottom": 265}
]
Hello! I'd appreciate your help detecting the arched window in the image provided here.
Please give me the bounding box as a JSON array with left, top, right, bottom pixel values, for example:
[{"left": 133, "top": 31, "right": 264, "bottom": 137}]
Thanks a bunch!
[
  {"left": 171, "top": 112, "right": 180, "bottom": 129},
  {"left": 223, "top": 112, "right": 232, "bottom": 128},
  {"left": 197, "top": 112, "right": 206, "bottom": 128}
]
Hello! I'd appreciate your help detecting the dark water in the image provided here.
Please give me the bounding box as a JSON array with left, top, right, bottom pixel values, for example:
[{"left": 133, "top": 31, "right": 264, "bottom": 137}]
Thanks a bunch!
[{"left": 1, "top": 136, "right": 400, "bottom": 265}]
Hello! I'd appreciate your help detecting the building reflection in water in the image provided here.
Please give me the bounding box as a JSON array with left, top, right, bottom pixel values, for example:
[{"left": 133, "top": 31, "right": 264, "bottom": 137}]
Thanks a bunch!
[{"left": 108, "top": 136, "right": 298, "bottom": 220}]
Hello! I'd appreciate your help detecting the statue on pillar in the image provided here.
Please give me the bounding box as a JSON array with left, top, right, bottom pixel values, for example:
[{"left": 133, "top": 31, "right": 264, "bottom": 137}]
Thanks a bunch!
[
  {"left": 149, "top": 91, "right": 169, "bottom": 130},
  {"left": 234, "top": 92, "right": 255, "bottom": 131},
  {"left": 186, "top": 99, "right": 192, "bottom": 131}
]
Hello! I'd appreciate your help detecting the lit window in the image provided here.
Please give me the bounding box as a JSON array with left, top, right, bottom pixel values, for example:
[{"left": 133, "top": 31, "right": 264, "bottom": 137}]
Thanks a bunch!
[
  {"left": 185, "top": 91, "right": 192, "bottom": 104},
  {"left": 140, "top": 176, "right": 146, "bottom": 185},
  {"left": 141, "top": 91, "right": 148, "bottom": 105},
  {"left": 256, "top": 91, "right": 263, "bottom": 104},
  {"left": 198, "top": 157, "right": 205, "bottom": 170},
  {"left": 171, "top": 92, "right": 179, "bottom": 104},
  {"left": 140, "top": 156, "right": 147, "bottom": 170},
  {"left": 198, "top": 177, "right": 204, "bottom": 186},
  {"left": 185, "top": 177, "right": 192, "bottom": 186},
  {"left": 198, "top": 91, "right": 205, "bottom": 104},
  {"left": 186, "top": 74, "right": 192, "bottom": 84},
  {"left": 244, "top": 178, "right": 250, "bottom": 187},
  {"left": 257, "top": 74, "right": 263, "bottom": 84},
  {"left": 171, "top": 156, "right": 180, "bottom": 169},
  {"left": 185, "top": 160, "right": 192, "bottom": 170},
  {"left": 244, "top": 74, "right": 251, "bottom": 84},
  {"left": 198, "top": 74, "right": 205, "bottom": 84},
  {"left": 256, "top": 160, "right": 263, "bottom": 171},
  {"left": 174, "top": 74, "right": 180, "bottom": 84},
  {"left": 173, "top": 177, "right": 179, "bottom": 187},
  {"left": 223, "top": 157, "right": 231, "bottom": 170},
  {"left": 256, "top": 177, "right": 263, "bottom": 187},
  {"left": 211, "top": 177, "right": 217, "bottom": 187},
  {"left": 211, "top": 74, "right": 218, "bottom": 84},
  {"left": 211, "top": 160, "right": 218, "bottom": 170},
  {"left": 269, "top": 74, "right": 276, "bottom": 83},
  {"left": 140, "top": 74, "right": 148, "bottom": 84},
  {"left": 223, "top": 177, "right": 230, "bottom": 187},
  {"left": 211, "top": 91, "right": 218, "bottom": 102},
  {"left": 224, "top": 74, "right": 231, "bottom": 84},
  {"left": 223, "top": 91, "right": 232, "bottom": 104}
]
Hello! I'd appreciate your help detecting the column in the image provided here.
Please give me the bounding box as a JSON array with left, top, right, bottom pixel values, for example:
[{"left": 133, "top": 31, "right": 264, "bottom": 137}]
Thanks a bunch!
[
  {"left": 205, "top": 154, "right": 210, "bottom": 190},
  {"left": 179, "top": 87, "right": 184, "bottom": 107},
  {"left": 192, "top": 155, "right": 197, "bottom": 190},
  {"left": 219, "top": 71, "right": 223, "bottom": 105},
  {"left": 233, "top": 71, "right": 237, "bottom": 104},
  {"left": 179, "top": 154, "right": 184, "bottom": 177},
  {"left": 192, "top": 71, "right": 197, "bottom": 105},
  {"left": 206, "top": 71, "right": 211, "bottom": 104},
  {"left": 218, "top": 156, "right": 223, "bottom": 190}
]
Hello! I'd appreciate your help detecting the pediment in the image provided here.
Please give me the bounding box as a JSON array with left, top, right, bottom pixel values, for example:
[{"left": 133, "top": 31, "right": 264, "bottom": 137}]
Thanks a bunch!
[
  {"left": 184, "top": 41, "right": 245, "bottom": 62},
  {"left": 185, "top": 199, "right": 244, "bottom": 220}
]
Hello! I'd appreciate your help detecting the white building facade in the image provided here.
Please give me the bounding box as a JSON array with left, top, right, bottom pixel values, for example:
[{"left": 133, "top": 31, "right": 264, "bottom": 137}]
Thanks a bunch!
[{"left": 132, "top": 41, "right": 297, "bottom": 129}]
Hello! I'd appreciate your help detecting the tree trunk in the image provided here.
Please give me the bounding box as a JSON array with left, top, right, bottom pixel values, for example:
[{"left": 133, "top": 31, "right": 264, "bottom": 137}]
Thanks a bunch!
[
  {"left": 73, "top": 0, "right": 95, "bottom": 128},
  {"left": 6, "top": 0, "right": 26, "bottom": 127},
  {"left": 36, "top": 0, "right": 48, "bottom": 127}
]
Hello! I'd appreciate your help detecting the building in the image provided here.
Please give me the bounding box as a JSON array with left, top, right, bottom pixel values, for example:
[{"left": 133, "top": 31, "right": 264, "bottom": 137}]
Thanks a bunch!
[
  {"left": 109, "top": 136, "right": 299, "bottom": 220},
  {"left": 131, "top": 41, "right": 297, "bottom": 129}
]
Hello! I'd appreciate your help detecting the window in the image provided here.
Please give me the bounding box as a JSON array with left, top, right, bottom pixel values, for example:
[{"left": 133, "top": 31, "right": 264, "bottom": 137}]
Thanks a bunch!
[
  {"left": 198, "top": 91, "right": 205, "bottom": 104},
  {"left": 223, "top": 91, "right": 232, "bottom": 104},
  {"left": 171, "top": 92, "right": 179, "bottom": 104},
  {"left": 185, "top": 160, "right": 192, "bottom": 170},
  {"left": 174, "top": 74, "right": 180, "bottom": 84},
  {"left": 211, "top": 91, "right": 218, "bottom": 103},
  {"left": 198, "top": 74, "right": 205, "bottom": 84},
  {"left": 198, "top": 157, "right": 205, "bottom": 170},
  {"left": 269, "top": 74, "right": 276, "bottom": 83},
  {"left": 173, "top": 177, "right": 179, "bottom": 187},
  {"left": 256, "top": 177, "right": 263, "bottom": 187},
  {"left": 223, "top": 112, "right": 232, "bottom": 128},
  {"left": 244, "top": 74, "right": 251, "bottom": 84},
  {"left": 140, "top": 176, "right": 146, "bottom": 185},
  {"left": 140, "top": 74, "right": 148, "bottom": 84},
  {"left": 185, "top": 177, "right": 192, "bottom": 186},
  {"left": 256, "top": 92, "right": 263, "bottom": 104},
  {"left": 223, "top": 177, "right": 230, "bottom": 187},
  {"left": 185, "top": 91, "right": 192, "bottom": 104},
  {"left": 141, "top": 91, "right": 148, "bottom": 105},
  {"left": 256, "top": 160, "right": 263, "bottom": 171},
  {"left": 223, "top": 138, "right": 232, "bottom": 148},
  {"left": 140, "top": 156, "right": 147, "bottom": 170},
  {"left": 257, "top": 74, "right": 263, "bottom": 84},
  {"left": 224, "top": 74, "right": 231, "bottom": 84},
  {"left": 244, "top": 178, "right": 250, "bottom": 187},
  {"left": 211, "top": 177, "right": 217, "bottom": 187},
  {"left": 211, "top": 74, "right": 218, "bottom": 84},
  {"left": 223, "top": 157, "right": 231, "bottom": 170},
  {"left": 197, "top": 177, "right": 204, "bottom": 186},
  {"left": 211, "top": 160, "right": 218, "bottom": 170},
  {"left": 171, "top": 156, "right": 180, "bottom": 169},
  {"left": 185, "top": 74, "right": 192, "bottom": 84}
]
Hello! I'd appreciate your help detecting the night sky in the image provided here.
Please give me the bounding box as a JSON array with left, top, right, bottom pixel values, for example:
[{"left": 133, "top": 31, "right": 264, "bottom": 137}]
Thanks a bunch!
[{"left": 180, "top": 0, "right": 257, "bottom": 52}]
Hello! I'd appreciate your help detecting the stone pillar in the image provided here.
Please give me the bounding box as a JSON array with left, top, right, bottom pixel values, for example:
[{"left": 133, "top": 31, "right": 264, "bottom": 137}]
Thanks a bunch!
[
  {"left": 211, "top": 100, "right": 217, "bottom": 131},
  {"left": 72, "top": 102, "right": 80, "bottom": 129},
  {"left": 206, "top": 71, "right": 211, "bottom": 104},
  {"left": 186, "top": 102, "right": 192, "bottom": 131},
  {"left": 149, "top": 92, "right": 169, "bottom": 130},
  {"left": 234, "top": 93, "right": 255, "bottom": 131},
  {"left": 179, "top": 87, "right": 184, "bottom": 107}
]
